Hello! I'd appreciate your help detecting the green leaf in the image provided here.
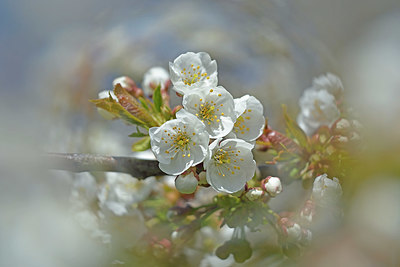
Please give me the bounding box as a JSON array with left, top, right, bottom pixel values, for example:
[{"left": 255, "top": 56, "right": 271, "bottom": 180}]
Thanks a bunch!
[
  {"left": 282, "top": 105, "right": 309, "bottom": 151},
  {"left": 129, "top": 132, "right": 148, "bottom": 138},
  {"left": 129, "top": 127, "right": 148, "bottom": 138},
  {"left": 131, "top": 136, "right": 151, "bottom": 151},
  {"left": 90, "top": 97, "right": 146, "bottom": 127},
  {"left": 138, "top": 97, "right": 149, "bottom": 110},
  {"left": 114, "top": 84, "right": 158, "bottom": 127},
  {"left": 153, "top": 84, "right": 162, "bottom": 113}
]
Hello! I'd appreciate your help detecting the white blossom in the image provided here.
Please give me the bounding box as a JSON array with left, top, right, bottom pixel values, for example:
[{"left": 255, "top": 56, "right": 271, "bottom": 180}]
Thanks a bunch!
[
  {"left": 182, "top": 86, "right": 236, "bottom": 138},
  {"left": 231, "top": 95, "right": 265, "bottom": 142},
  {"left": 97, "top": 90, "right": 118, "bottom": 120},
  {"left": 169, "top": 52, "right": 218, "bottom": 95},
  {"left": 204, "top": 139, "right": 256, "bottom": 193},
  {"left": 97, "top": 172, "right": 156, "bottom": 216},
  {"left": 286, "top": 223, "right": 302, "bottom": 243},
  {"left": 262, "top": 176, "right": 282, "bottom": 197},
  {"left": 149, "top": 109, "right": 209, "bottom": 175},
  {"left": 312, "top": 73, "right": 344, "bottom": 97},
  {"left": 312, "top": 174, "right": 342, "bottom": 207},
  {"left": 175, "top": 172, "right": 199, "bottom": 194},
  {"left": 142, "top": 66, "right": 170, "bottom": 96},
  {"left": 297, "top": 89, "right": 340, "bottom": 135}
]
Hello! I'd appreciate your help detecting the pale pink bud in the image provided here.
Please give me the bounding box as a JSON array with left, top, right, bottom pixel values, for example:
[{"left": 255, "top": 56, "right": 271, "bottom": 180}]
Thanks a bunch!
[{"left": 261, "top": 176, "right": 282, "bottom": 197}]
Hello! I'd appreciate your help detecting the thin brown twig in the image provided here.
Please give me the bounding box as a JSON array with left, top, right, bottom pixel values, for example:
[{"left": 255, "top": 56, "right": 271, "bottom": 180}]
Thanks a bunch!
[{"left": 45, "top": 153, "right": 165, "bottom": 179}]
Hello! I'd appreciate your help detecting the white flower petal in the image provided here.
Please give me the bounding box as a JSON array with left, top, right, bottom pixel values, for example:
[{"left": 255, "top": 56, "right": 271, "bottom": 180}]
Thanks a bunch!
[
  {"left": 204, "top": 138, "right": 256, "bottom": 193},
  {"left": 142, "top": 66, "right": 169, "bottom": 96},
  {"left": 232, "top": 95, "right": 265, "bottom": 141},
  {"left": 149, "top": 110, "right": 210, "bottom": 175},
  {"left": 297, "top": 88, "right": 340, "bottom": 135},
  {"left": 169, "top": 52, "right": 218, "bottom": 95},
  {"left": 183, "top": 86, "right": 235, "bottom": 138},
  {"left": 312, "top": 73, "right": 344, "bottom": 97}
]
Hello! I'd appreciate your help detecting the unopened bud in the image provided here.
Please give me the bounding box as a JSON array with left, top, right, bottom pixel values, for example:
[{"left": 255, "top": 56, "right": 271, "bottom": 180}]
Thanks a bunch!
[
  {"left": 97, "top": 90, "right": 118, "bottom": 120},
  {"left": 245, "top": 187, "right": 264, "bottom": 201},
  {"left": 261, "top": 176, "right": 282, "bottom": 197},
  {"left": 332, "top": 118, "right": 350, "bottom": 134},
  {"left": 175, "top": 172, "right": 198, "bottom": 194},
  {"left": 113, "top": 76, "right": 143, "bottom": 98}
]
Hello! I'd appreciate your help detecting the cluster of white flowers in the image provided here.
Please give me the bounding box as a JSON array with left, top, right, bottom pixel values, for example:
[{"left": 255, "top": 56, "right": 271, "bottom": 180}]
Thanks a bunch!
[
  {"left": 150, "top": 52, "right": 266, "bottom": 194},
  {"left": 297, "top": 73, "right": 343, "bottom": 136}
]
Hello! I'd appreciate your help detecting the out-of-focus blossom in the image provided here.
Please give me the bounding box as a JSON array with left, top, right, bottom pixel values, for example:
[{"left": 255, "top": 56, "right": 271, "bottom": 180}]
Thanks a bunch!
[
  {"left": 312, "top": 73, "right": 344, "bottom": 98},
  {"left": 182, "top": 86, "right": 236, "bottom": 138},
  {"left": 97, "top": 172, "right": 156, "bottom": 216},
  {"left": 142, "top": 67, "right": 170, "bottom": 96},
  {"left": 113, "top": 76, "right": 143, "bottom": 98},
  {"left": 175, "top": 172, "right": 198, "bottom": 194},
  {"left": 169, "top": 52, "right": 218, "bottom": 95},
  {"left": 279, "top": 217, "right": 302, "bottom": 243},
  {"left": 297, "top": 89, "right": 340, "bottom": 136},
  {"left": 204, "top": 139, "right": 256, "bottom": 193},
  {"left": 312, "top": 174, "right": 342, "bottom": 207},
  {"left": 300, "top": 199, "right": 315, "bottom": 224},
  {"left": 261, "top": 176, "right": 282, "bottom": 197},
  {"left": 231, "top": 95, "right": 265, "bottom": 142},
  {"left": 149, "top": 109, "right": 209, "bottom": 175}
]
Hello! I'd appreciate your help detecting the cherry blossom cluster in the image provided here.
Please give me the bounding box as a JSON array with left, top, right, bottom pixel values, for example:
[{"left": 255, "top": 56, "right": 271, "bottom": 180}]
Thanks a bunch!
[
  {"left": 297, "top": 73, "right": 343, "bottom": 136},
  {"left": 149, "top": 52, "right": 266, "bottom": 194}
]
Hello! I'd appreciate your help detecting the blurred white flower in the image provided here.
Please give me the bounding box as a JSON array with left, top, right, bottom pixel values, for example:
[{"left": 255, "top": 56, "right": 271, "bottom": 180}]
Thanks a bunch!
[
  {"left": 204, "top": 139, "right": 256, "bottom": 193},
  {"left": 113, "top": 76, "right": 135, "bottom": 91},
  {"left": 97, "top": 172, "right": 156, "bottom": 216},
  {"left": 286, "top": 223, "right": 302, "bottom": 242},
  {"left": 297, "top": 89, "right": 340, "bottom": 135},
  {"left": 262, "top": 176, "right": 282, "bottom": 197},
  {"left": 312, "top": 73, "right": 344, "bottom": 97},
  {"left": 113, "top": 76, "right": 143, "bottom": 98},
  {"left": 312, "top": 174, "right": 342, "bottom": 207},
  {"left": 142, "top": 66, "right": 170, "bottom": 96},
  {"left": 231, "top": 95, "right": 265, "bottom": 142},
  {"left": 169, "top": 52, "right": 218, "bottom": 95},
  {"left": 175, "top": 172, "right": 198, "bottom": 194},
  {"left": 182, "top": 86, "right": 236, "bottom": 138},
  {"left": 149, "top": 109, "right": 209, "bottom": 175},
  {"left": 97, "top": 90, "right": 118, "bottom": 120}
]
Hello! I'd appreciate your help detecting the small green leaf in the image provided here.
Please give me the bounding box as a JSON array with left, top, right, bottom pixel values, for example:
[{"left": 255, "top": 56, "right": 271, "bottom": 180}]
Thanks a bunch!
[
  {"left": 138, "top": 97, "right": 149, "bottom": 110},
  {"left": 90, "top": 98, "right": 146, "bottom": 127},
  {"left": 129, "top": 132, "right": 148, "bottom": 138},
  {"left": 282, "top": 105, "right": 309, "bottom": 151},
  {"left": 131, "top": 136, "right": 151, "bottom": 151},
  {"left": 153, "top": 84, "right": 162, "bottom": 113},
  {"left": 129, "top": 126, "right": 149, "bottom": 137}
]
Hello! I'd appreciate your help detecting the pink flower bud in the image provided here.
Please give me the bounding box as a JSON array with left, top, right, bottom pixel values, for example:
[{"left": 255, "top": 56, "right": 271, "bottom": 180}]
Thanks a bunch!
[
  {"left": 113, "top": 76, "right": 143, "bottom": 98},
  {"left": 261, "top": 176, "right": 282, "bottom": 197}
]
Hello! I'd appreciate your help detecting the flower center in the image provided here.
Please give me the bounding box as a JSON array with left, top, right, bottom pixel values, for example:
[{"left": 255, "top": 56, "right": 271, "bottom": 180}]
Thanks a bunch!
[
  {"left": 213, "top": 149, "right": 231, "bottom": 166},
  {"left": 212, "top": 147, "right": 244, "bottom": 176},
  {"left": 234, "top": 110, "right": 252, "bottom": 134},
  {"left": 181, "top": 64, "right": 210, "bottom": 86}
]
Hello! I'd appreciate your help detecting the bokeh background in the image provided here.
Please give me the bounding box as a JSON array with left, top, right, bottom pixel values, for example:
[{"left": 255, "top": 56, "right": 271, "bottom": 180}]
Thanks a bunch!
[{"left": 1, "top": 0, "right": 400, "bottom": 266}]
